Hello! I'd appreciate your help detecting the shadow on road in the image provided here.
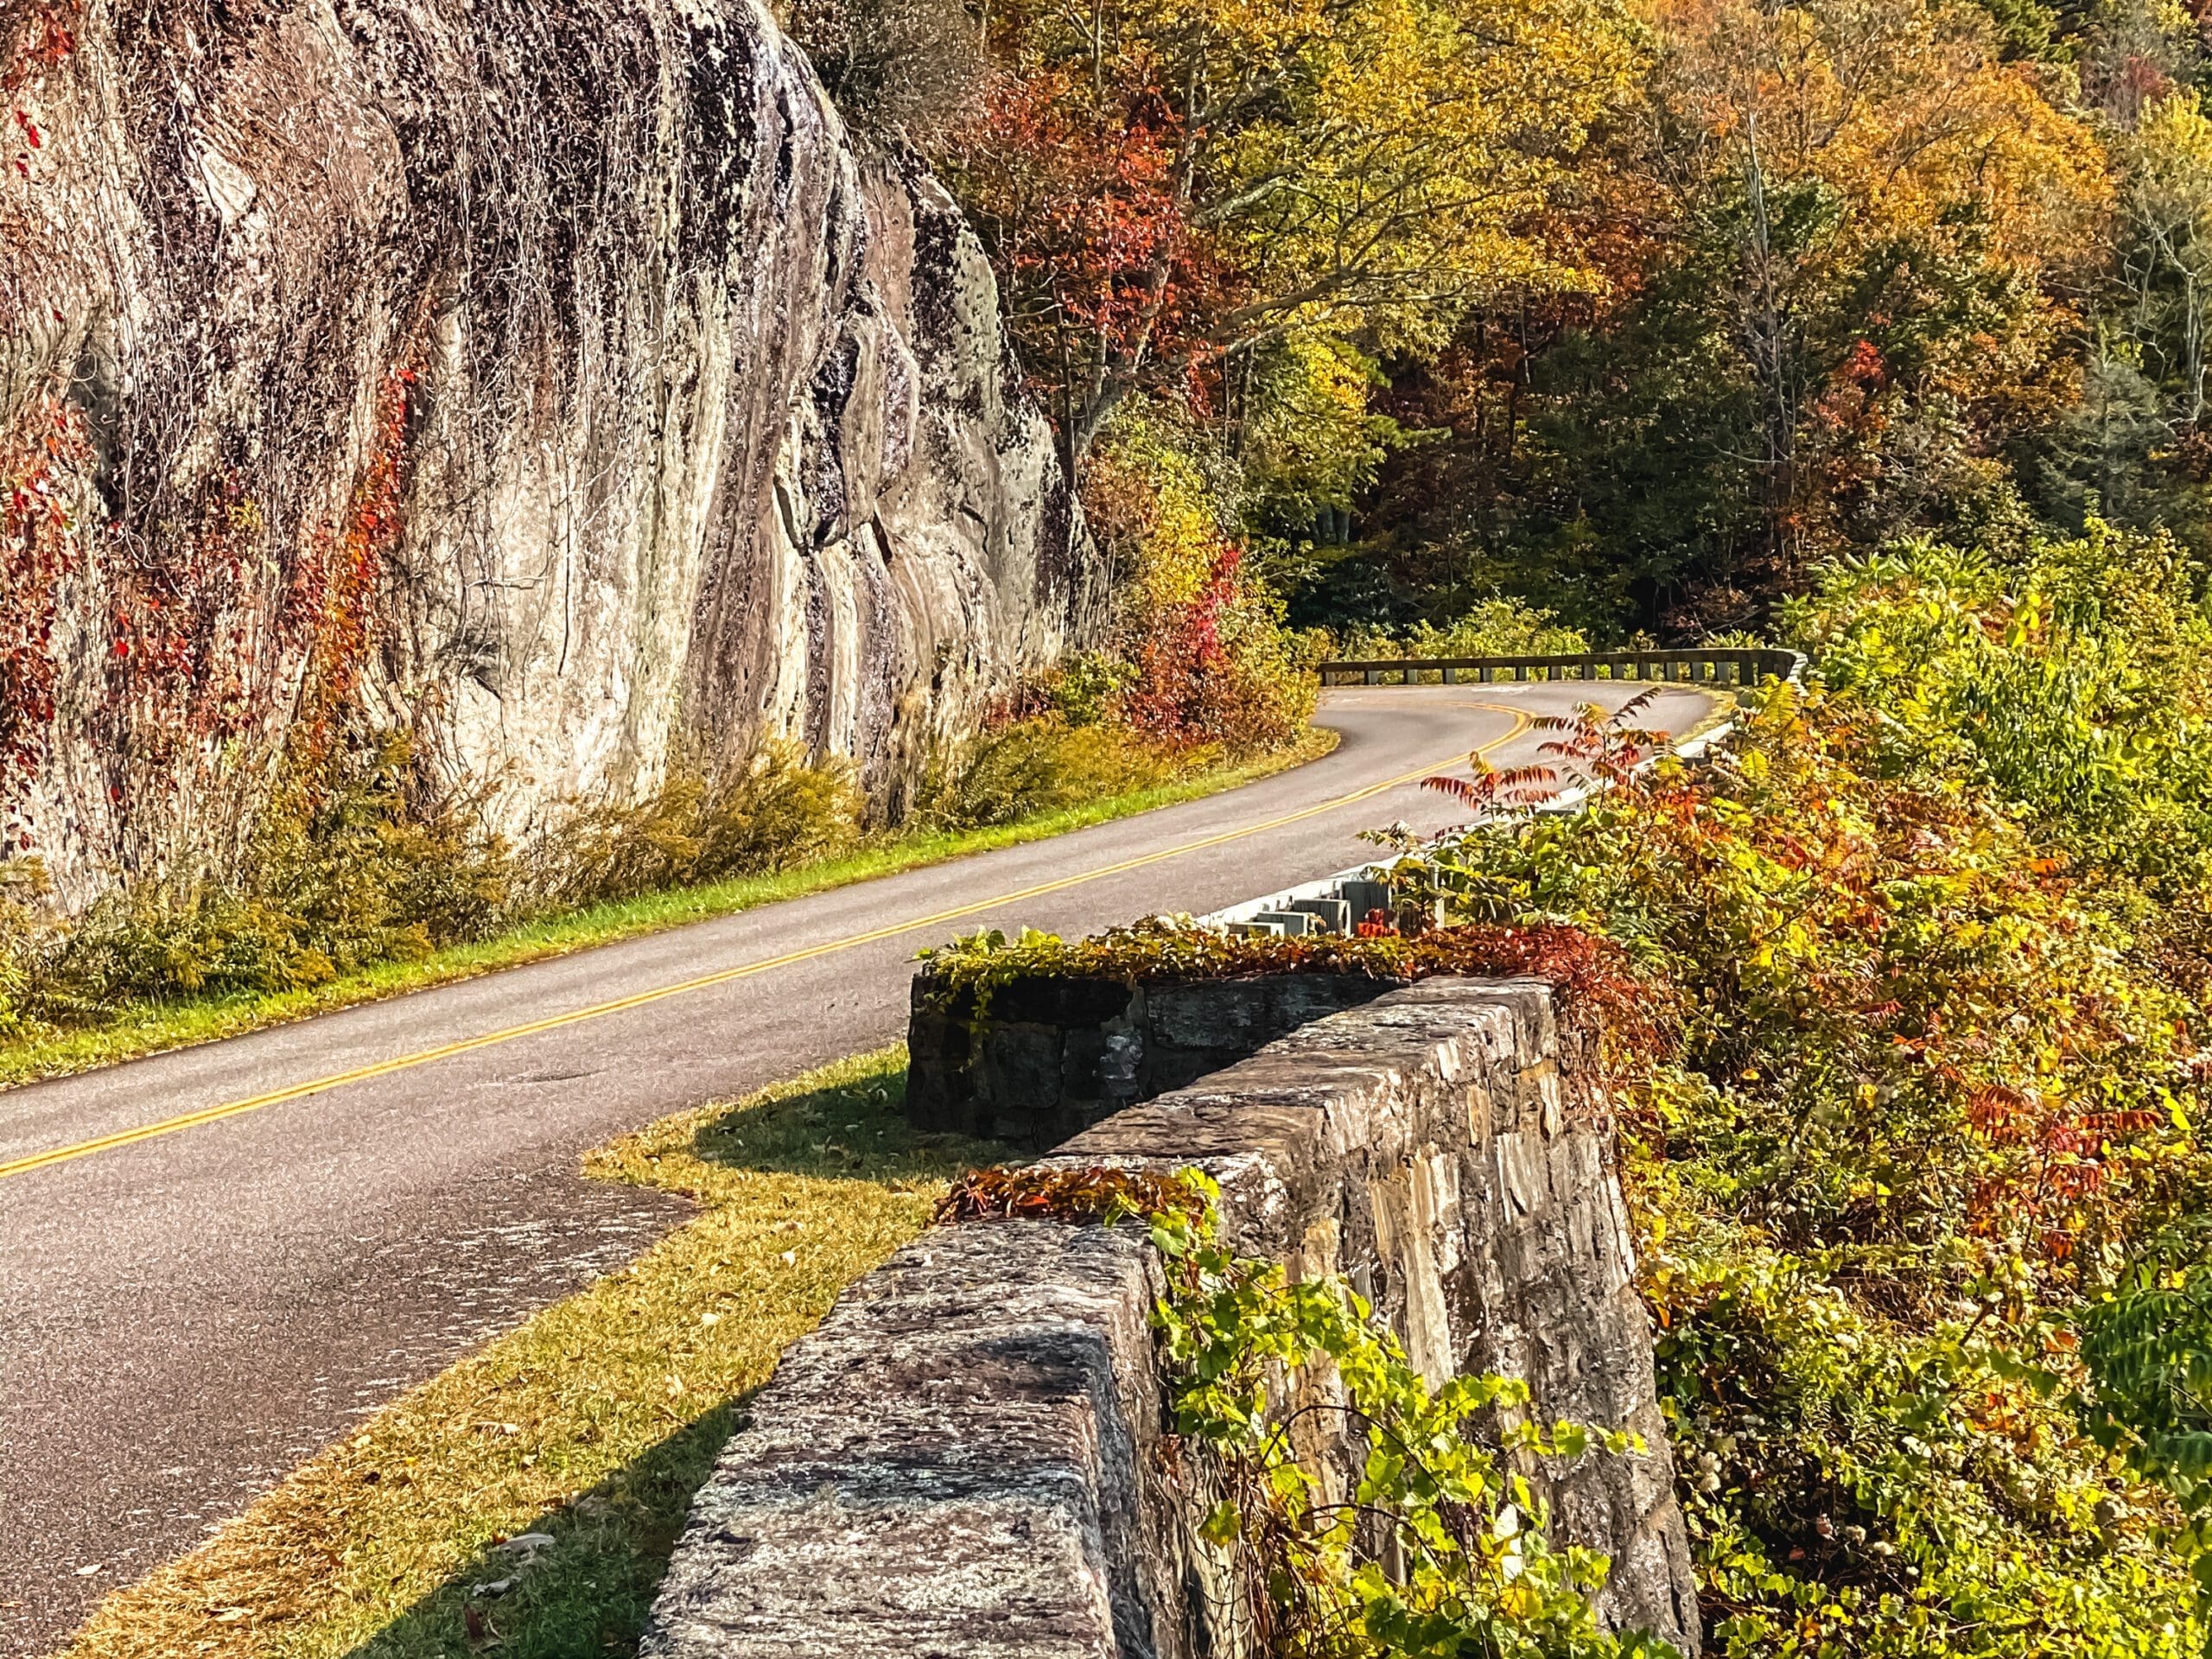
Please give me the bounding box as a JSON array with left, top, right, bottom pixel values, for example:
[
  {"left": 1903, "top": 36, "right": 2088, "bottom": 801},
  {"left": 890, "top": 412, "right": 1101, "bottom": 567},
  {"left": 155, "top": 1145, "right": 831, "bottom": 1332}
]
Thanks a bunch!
[{"left": 328, "top": 1063, "right": 1005, "bottom": 1659}]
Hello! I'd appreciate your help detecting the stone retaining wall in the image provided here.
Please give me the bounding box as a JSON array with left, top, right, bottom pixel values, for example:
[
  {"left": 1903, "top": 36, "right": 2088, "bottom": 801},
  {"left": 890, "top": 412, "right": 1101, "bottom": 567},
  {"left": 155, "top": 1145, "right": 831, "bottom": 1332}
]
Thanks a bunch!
[
  {"left": 643, "top": 979, "right": 1700, "bottom": 1657},
  {"left": 906, "top": 969, "right": 1402, "bottom": 1147}
]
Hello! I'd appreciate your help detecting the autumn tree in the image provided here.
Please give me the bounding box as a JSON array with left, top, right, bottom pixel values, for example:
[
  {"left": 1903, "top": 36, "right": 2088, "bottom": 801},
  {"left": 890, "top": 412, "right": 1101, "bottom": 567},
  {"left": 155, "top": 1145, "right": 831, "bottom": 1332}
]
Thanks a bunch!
[
  {"left": 1344, "top": 0, "right": 2113, "bottom": 632},
  {"left": 944, "top": 0, "right": 1644, "bottom": 465}
]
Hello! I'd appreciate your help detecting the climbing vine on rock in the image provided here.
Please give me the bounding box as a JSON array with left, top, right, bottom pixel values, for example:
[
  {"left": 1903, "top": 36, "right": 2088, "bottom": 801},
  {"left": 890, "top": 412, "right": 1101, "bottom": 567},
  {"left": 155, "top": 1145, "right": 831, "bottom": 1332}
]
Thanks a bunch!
[
  {"left": 944, "top": 1164, "right": 1676, "bottom": 1656},
  {"left": 3, "top": 2, "right": 76, "bottom": 98},
  {"left": 289, "top": 366, "right": 416, "bottom": 766},
  {"left": 0, "top": 394, "right": 89, "bottom": 820}
]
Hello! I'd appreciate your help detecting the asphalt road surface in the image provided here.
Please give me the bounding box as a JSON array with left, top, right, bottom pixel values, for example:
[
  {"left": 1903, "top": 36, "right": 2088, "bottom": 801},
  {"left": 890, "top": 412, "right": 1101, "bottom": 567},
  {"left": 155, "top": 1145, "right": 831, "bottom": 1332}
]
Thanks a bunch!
[{"left": 0, "top": 680, "right": 1719, "bottom": 1650}]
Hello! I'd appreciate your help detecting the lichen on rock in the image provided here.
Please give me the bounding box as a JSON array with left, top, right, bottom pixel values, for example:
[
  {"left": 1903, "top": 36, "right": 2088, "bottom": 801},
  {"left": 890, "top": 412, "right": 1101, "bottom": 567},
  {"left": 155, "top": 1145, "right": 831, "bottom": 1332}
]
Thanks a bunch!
[{"left": 0, "top": 0, "right": 1096, "bottom": 908}]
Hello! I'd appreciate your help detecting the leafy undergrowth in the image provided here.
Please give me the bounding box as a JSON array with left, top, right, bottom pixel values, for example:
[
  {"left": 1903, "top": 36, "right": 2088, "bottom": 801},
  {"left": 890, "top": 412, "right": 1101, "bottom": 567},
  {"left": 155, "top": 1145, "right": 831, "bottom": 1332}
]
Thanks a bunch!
[
  {"left": 1380, "top": 577, "right": 2212, "bottom": 1655},
  {"left": 1148, "top": 1172, "right": 1671, "bottom": 1659},
  {"left": 0, "top": 728, "right": 1333, "bottom": 1092},
  {"left": 60, "top": 1049, "right": 1000, "bottom": 1659},
  {"left": 1337, "top": 597, "right": 1594, "bottom": 662},
  {"left": 944, "top": 1163, "right": 1673, "bottom": 1656},
  {"left": 918, "top": 913, "right": 1671, "bottom": 1074}
]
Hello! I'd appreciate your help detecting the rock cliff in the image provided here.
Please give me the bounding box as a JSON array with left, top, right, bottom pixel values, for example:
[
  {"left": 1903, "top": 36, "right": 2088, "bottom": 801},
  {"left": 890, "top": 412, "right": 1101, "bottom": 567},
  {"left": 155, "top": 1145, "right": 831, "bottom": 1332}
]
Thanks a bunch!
[{"left": 0, "top": 0, "right": 1095, "bottom": 909}]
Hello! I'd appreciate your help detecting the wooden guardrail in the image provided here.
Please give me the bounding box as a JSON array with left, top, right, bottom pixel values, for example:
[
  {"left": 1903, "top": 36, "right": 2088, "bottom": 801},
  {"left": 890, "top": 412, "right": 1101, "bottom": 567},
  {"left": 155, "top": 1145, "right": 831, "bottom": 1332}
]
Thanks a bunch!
[{"left": 1317, "top": 647, "right": 1806, "bottom": 688}]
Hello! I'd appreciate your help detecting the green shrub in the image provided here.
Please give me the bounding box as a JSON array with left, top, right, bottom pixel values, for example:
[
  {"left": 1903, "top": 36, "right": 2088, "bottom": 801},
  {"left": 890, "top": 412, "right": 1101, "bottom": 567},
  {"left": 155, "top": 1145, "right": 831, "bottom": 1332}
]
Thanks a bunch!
[
  {"left": 1, "top": 737, "right": 865, "bottom": 1032},
  {"left": 0, "top": 859, "right": 51, "bottom": 1038},
  {"left": 1783, "top": 524, "right": 2212, "bottom": 889},
  {"left": 517, "top": 742, "right": 865, "bottom": 910},
  {"left": 1340, "top": 596, "right": 1592, "bottom": 660},
  {"left": 913, "top": 717, "right": 1188, "bottom": 832},
  {"left": 0, "top": 696, "right": 1280, "bottom": 1046},
  {"left": 1084, "top": 415, "right": 1324, "bottom": 757},
  {"left": 1379, "top": 680, "right": 2207, "bottom": 1655},
  {"left": 22, "top": 736, "right": 511, "bottom": 1018}
]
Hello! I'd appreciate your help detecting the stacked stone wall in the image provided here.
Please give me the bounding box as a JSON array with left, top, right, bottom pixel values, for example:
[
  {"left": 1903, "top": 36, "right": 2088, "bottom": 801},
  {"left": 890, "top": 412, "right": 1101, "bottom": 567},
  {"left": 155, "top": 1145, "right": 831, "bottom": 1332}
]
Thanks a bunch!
[
  {"left": 645, "top": 979, "right": 1700, "bottom": 1658},
  {"left": 906, "top": 969, "right": 1402, "bottom": 1147}
]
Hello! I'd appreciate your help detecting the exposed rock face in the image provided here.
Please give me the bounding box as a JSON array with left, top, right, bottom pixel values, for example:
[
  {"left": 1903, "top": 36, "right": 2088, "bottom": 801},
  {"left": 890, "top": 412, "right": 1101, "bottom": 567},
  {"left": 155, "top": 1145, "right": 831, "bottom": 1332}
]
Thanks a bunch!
[{"left": 0, "top": 0, "right": 1094, "bottom": 908}]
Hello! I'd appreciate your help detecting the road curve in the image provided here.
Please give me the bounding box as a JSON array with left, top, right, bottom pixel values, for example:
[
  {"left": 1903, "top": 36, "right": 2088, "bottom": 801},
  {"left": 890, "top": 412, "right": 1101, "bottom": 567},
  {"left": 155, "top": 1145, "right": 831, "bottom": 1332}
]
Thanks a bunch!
[{"left": 0, "top": 679, "right": 1719, "bottom": 1649}]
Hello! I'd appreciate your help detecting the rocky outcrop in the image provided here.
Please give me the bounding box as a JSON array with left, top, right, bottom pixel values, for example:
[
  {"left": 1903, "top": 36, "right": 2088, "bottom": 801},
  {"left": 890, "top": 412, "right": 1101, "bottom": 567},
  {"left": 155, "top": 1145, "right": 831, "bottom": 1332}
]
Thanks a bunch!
[{"left": 0, "top": 0, "right": 1095, "bottom": 908}]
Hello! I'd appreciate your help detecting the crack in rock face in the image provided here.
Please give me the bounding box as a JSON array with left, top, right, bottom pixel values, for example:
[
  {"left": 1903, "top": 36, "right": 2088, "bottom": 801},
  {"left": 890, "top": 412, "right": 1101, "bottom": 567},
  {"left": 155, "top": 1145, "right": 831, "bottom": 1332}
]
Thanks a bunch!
[{"left": 0, "top": 0, "right": 1100, "bottom": 907}]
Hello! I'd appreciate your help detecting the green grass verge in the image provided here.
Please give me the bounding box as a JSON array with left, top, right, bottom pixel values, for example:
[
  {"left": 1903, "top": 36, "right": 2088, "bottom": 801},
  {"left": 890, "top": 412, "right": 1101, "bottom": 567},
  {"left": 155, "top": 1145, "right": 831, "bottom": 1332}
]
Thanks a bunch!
[
  {"left": 64, "top": 1048, "right": 996, "bottom": 1659},
  {"left": 0, "top": 729, "right": 1335, "bottom": 1092}
]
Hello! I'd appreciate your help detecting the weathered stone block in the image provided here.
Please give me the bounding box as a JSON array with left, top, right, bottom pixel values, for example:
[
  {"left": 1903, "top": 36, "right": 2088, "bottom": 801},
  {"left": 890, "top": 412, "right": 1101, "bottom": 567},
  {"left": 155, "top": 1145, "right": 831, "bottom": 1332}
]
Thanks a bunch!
[
  {"left": 906, "top": 970, "right": 1396, "bottom": 1150},
  {"left": 1144, "top": 980, "right": 1270, "bottom": 1050},
  {"left": 641, "top": 1223, "right": 1186, "bottom": 1659},
  {"left": 979, "top": 1024, "right": 1066, "bottom": 1116},
  {"left": 1062, "top": 1022, "right": 1144, "bottom": 1106},
  {"left": 993, "top": 976, "right": 1137, "bottom": 1027}
]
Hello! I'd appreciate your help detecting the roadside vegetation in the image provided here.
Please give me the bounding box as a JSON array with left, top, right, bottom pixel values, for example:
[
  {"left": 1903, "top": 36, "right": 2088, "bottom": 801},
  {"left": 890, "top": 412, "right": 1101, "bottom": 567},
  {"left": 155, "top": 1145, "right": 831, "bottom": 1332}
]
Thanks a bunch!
[
  {"left": 864, "top": 0, "right": 2212, "bottom": 1635},
  {"left": 41, "top": 0, "right": 2212, "bottom": 1643},
  {"left": 928, "top": 518, "right": 2212, "bottom": 1654},
  {"left": 59, "top": 1049, "right": 992, "bottom": 1659},
  {"left": 0, "top": 721, "right": 1332, "bottom": 1091}
]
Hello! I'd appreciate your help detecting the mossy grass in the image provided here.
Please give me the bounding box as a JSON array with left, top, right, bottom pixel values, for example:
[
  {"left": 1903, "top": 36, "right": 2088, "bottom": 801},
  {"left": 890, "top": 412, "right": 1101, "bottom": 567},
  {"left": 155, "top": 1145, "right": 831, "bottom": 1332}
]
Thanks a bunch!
[
  {"left": 0, "top": 728, "right": 1334, "bottom": 1092},
  {"left": 61, "top": 1047, "right": 994, "bottom": 1659}
]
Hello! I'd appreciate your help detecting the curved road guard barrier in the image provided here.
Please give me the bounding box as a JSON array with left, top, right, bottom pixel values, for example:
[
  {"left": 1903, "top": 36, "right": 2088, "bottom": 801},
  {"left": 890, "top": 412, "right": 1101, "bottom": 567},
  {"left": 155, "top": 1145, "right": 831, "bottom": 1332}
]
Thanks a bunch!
[{"left": 1319, "top": 646, "right": 1807, "bottom": 688}]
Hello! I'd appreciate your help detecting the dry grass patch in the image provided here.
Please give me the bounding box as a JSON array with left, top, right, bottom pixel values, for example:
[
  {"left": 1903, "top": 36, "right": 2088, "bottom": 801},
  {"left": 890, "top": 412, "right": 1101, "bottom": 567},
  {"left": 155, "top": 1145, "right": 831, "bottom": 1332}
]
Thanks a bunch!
[{"left": 61, "top": 1047, "right": 999, "bottom": 1659}]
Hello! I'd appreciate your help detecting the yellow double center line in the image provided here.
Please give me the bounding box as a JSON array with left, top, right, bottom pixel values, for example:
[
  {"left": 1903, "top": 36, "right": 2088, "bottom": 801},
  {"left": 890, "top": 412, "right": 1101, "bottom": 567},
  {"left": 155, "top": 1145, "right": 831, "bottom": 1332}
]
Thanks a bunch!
[{"left": 0, "top": 707, "right": 1533, "bottom": 1183}]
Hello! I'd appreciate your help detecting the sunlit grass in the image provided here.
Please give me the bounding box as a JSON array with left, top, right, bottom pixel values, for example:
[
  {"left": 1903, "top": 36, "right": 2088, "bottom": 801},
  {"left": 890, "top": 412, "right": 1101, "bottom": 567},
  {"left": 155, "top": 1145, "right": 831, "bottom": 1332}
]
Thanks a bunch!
[
  {"left": 61, "top": 1047, "right": 995, "bottom": 1659},
  {"left": 0, "top": 730, "right": 1334, "bottom": 1092}
]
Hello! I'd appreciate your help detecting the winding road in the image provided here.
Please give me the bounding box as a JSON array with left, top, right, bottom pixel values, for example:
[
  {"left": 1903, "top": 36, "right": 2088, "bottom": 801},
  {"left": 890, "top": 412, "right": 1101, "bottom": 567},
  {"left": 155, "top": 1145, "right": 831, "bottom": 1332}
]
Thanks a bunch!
[{"left": 0, "top": 679, "right": 1719, "bottom": 1650}]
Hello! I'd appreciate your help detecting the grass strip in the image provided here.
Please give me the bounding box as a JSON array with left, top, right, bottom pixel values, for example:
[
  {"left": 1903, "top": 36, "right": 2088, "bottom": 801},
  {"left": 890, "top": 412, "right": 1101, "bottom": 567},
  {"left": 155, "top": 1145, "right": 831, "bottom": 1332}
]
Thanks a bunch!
[
  {"left": 62, "top": 1047, "right": 995, "bottom": 1659},
  {"left": 0, "top": 729, "right": 1335, "bottom": 1092}
]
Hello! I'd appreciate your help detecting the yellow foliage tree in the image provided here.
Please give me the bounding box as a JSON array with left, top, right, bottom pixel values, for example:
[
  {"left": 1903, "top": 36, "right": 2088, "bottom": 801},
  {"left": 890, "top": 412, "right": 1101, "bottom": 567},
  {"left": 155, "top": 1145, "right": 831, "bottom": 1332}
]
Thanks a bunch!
[
  {"left": 956, "top": 0, "right": 1647, "bottom": 458},
  {"left": 1628, "top": 0, "right": 2110, "bottom": 558}
]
